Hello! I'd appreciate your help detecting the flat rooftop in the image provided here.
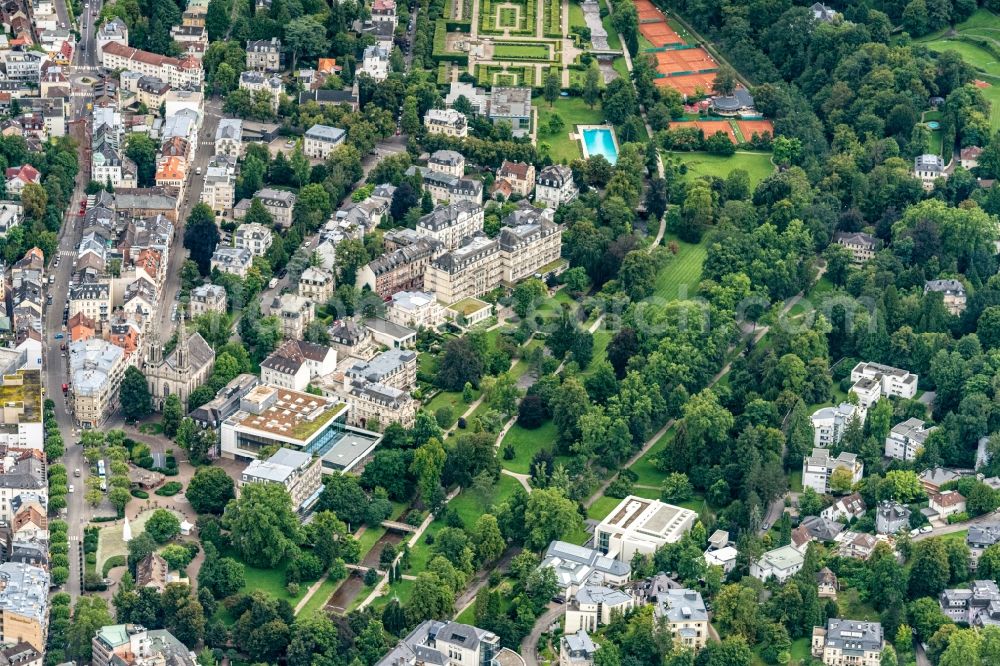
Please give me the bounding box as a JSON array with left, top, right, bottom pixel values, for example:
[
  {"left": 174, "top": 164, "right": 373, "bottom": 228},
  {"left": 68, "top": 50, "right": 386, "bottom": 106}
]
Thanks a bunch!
[{"left": 233, "top": 385, "right": 348, "bottom": 442}]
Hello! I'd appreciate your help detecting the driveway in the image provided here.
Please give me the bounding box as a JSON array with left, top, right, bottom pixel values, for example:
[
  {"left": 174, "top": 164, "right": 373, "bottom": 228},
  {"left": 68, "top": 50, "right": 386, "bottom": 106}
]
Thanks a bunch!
[{"left": 519, "top": 604, "right": 564, "bottom": 666}]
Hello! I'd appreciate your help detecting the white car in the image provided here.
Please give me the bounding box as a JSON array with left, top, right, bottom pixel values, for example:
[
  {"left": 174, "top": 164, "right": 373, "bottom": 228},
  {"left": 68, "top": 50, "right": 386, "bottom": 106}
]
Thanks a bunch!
[
  {"left": 920, "top": 525, "right": 933, "bottom": 533},
  {"left": 68, "top": 484, "right": 74, "bottom": 493}
]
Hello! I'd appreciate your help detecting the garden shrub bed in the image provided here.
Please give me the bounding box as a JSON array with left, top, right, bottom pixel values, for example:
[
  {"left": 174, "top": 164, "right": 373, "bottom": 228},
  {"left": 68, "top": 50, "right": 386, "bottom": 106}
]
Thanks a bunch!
[
  {"left": 131, "top": 489, "right": 149, "bottom": 499},
  {"left": 155, "top": 482, "right": 183, "bottom": 496},
  {"left": 102, "top": 555, "right": 126, "bottom": 576}
]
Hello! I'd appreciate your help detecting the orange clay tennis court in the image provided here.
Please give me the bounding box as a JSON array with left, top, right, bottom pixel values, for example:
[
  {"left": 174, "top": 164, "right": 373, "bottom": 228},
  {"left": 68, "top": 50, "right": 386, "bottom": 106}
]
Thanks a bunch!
[
  {"left": 654, "top": 47, "right": 715, "bottom": 71},
  {"left": 736, "top": 120, "right": 774, "bottom": 139},
  {"left": 640, "top": 22, "right": 684, "bottom": 47},
  {"left": 668, "top": 121, "right": 736, "bottom": 142},
  {"left": 655, "top": 73, "right": 716, "bottom": 96}
]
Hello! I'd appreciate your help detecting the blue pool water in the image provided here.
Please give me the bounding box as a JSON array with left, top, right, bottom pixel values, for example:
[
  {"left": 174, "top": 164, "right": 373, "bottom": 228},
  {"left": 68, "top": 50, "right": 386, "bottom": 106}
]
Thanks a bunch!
[
  {"left": 582, "top": 128, "right": 618, "bottom": 164},
  {"left": 927, "top": 121, "right": 941, "bottom": 129}
]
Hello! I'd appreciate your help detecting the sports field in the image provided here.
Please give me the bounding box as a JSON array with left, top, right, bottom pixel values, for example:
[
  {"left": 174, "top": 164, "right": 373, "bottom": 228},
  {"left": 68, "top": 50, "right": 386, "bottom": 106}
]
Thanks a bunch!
[{"left": 670, "top": 120, "right": 736, "bottom": 142}]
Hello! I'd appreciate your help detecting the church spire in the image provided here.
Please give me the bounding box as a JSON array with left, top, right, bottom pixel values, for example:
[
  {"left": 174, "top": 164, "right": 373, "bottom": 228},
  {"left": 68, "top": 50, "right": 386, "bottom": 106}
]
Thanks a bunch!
[
  {"left": 176, "top": 310, "right": 189, "bottom": 371},
  {"left": 148, "top": 324, "right": 162, "bottom": 366}
]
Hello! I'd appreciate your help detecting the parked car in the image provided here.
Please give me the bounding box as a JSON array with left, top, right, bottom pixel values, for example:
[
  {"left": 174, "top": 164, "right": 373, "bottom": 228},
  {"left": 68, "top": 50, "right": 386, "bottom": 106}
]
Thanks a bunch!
[
  {"left": 54, "top": 333, "right": 63, "bottom": 339},
  {"left": 920, "top": 525, "right": 933, "bottom": 533}
]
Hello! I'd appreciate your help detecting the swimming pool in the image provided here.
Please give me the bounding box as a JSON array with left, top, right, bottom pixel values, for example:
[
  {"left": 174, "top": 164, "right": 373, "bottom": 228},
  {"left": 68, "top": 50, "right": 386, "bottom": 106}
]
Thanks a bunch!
[
  {"left": 581, "top": 127, "right": 619, "bottom": 164},
  {"left": 927, "top": 121, "right": 941, "bottom": 129}
]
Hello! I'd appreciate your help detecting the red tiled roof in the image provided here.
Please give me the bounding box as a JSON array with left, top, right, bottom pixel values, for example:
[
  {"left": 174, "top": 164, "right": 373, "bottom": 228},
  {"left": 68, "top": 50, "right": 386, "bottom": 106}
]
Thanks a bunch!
[
  {"left": 102, "top": 41, "right": 183, "bottom": 69},
  {"left": 5, "top": 164, "right": 40, "bottom": 183},
  {"left": 499, "top": 160, "right": 531, "bottom": 180}
]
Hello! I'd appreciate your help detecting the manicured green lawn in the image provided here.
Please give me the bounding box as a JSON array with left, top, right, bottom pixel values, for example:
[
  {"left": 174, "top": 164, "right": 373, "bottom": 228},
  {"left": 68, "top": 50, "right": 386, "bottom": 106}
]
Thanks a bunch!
[
  {"left": 917, "top": 10, "right": 1000, "bottom": 129},
  {"left": 369, "top": 578, "right": 415, "bottom": 611},
  {"left": 587, "top": 495, "right": 621, "bottom": 520},
  {"left": 937, "top": 529, "right": 969, "bottom": 542},
  {"left": 628, "top": 427, "right": 673, "bottom": 486},
  {"left": 494, "top": 43, "right": 552, "bottom": 60},
  {"left": 677, "top": 151, "right": 775, "bottom": 185},
  {"left": 425, "top": 389, "right": 477, "bottom": 426},
  {"left": 581, "top": 329, "right": 611, "bottom": 376},
  {"left": 501, "top": 420, "right": 557, "bottom": 474},
  {"left": 449, "top": 473, "right": 522, "bottom": 527},
  {"left": 357, "top": 526, "right": 388, "bottom": 559},
  {"left": 296, "top": 575, "right": 342, "bottom": 617},
  {"left": 240, "top": 559, "right": 301, "bottom": 604},
  {"left": 568, "top": 0, "right": 585, "bottom": 30},
  {"left": 652, "top": 235, "right": 708, "bottom": 301},
  {"left": 612, "top": 57, "right": 629, "bottom": 80},
  {"left": 536, "top": 97, "right": 605, "bottom": 163},
  {"left": 789, "top": 469, "right": 802, "bottom": 493}
]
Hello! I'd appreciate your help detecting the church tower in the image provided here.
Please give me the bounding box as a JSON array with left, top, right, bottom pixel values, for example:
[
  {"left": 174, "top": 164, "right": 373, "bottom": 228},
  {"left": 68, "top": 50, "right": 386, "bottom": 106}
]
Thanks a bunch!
[
  {"left": 147, "top": 325, "right": 162, "bottom": 366},
  {"left": 176, "top": 311, "right": 189, "bottom": 371}
]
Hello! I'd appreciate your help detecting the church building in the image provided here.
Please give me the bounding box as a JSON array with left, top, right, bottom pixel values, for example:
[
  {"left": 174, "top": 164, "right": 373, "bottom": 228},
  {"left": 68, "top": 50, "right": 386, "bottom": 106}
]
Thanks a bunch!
[{"left": 144, "top": 313, "right": 216, "bottom": 410}]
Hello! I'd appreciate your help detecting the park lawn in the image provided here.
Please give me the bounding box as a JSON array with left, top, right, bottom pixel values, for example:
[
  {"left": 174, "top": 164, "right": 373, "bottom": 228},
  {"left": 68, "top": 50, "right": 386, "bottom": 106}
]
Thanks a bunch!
[
  {"left": 425, "top": 388, "right": 477, "bottom": 426},
  {"left": 296, "top": 575, "right": 342, "bottom": 617},
  {"left": 536, "top": 96, "right": 605, "bottom": 163},
  {"left": 455, "top": 602, "right": 478, "bottom": 624},
  {"left": 598, "top": 0, "right": 622, "bottom": 50},
  {"left": 370, "top": 578, "right": 416, "bottom": 611},
  {"left": 449, "top": 474, "right": 522, "bottom": 527},
  {"left": 501, "top": 420, "right": 558, "bottom": 474},
  {"left": 408, "top": 521, "right": 445, "bottom": 575},
  {"left": 357, "top": 526, "right": 388, "bottom": 559},
  {"left": 789, "top": 638, "right": 812, "bottom": 665},
  {"left": 568, "top": 0, "right": 585, "bottom": 30},
  {"left": 494, "top": 43, "right": 551, "bottom": 60},
  {"left": 652, "top": 235, "right": 707, "bottom": 301},
  {"left": 628, "top": 426, "right": 673, "bottom": 486},
  {"left": 937, "top": 529, "right": 970, "bottom": 542},
  {"left": 639, "top": 33, "right": 656, "bottom": 52},
  {"left": 581, "top": 329, "right": 612, "bottom": 376},
  {"left": 587, "top": 495, "right": 622, "bottom": 520},
  {"left": 239, "top": 558, "right": 301, "bottom": 604},
  {"left": 678, "top": 151, "right": 775, "bottom": 185}
]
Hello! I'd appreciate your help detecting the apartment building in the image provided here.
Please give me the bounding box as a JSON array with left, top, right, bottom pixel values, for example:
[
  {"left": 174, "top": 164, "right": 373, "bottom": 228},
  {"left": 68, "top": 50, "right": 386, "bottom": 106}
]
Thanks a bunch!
[
  {"left": 201, "top": 155, "right": 237, "bottom": 218},
  {"left": 303, "top": 124, "right": 345, "bottom": 159},
  {"left": 361, "top": 45, "right": 390, "bottom": 81},
  {"left": 344, "top": 349, "right": 417, "bottom": 391},
  {"left": 246, "top": 38, "right": 282, "bottom": 72},
  {"left": 541, "top": 541, "right": 630, "bottom": 596},
  {"left": 3, "top": 53, "right": 43, "bottom": 82},
  {"left": 299, "top": 266, "right": 334, "bottom": 303},
  {"left": 387, "top": 291, "right": 446, "bottom": 329},
  {"left": 751, "top": 544, "right": 804, "bottom": 583},
  {"left": 535, "top": 164, "right": 577, "bottom": 208},
  {"left": 68, "top": 281, "right": 111, "bottom": 324},
  {"left": 424, "top": 108, "right": 467, "bottom": 138},
  {"left": 649, "top": 581, "right": 709, "bottom": 650},
  {"left": 100, "top": 42, "right": 203, "bottom": 88},
  {"left": 495, "top": 160, "right": 535, "bottom": 197},
  {"left": 235, "top": 222, "right": 273, "bottom": 257},
  {"left": 810, "top": 402, "right": 865, "bottom": 447},
  {"left": 238, "top": 71, "right": 283, "bottom": 112},
  {"left": 416, "top": 202, "right": 484, "bottom": 250},
  {"left": 940, "top": 580, "right": 1000, "bottom": 627},
  {"left": 594, "top": 496, "right": 696, "bottom": 560},
  {"left": 407, "top": 166, "right": 483, "bottom": 205},
  {"left": 254, "top": 188, "right": 296, "bottom": 228},
  {"left": 240, "top": 447, "right": 323, "bottom": 513},
  {"left": 811, "top": 620, "right": 883, "bottom": 666},
  {"left": 423, "top": 235, "right": 503, "bottom": 304},
  {"left": 925, "top": 279, "right": 967, "bottom": 315},
  {"left": 271, "top": 293, "right": 315, "bottom": 340},
  {"left": 260, "top": 340, "right": 337, "bottom": 391},
  {"left": 489, "top": 86, "right": 532, "bottom": 137},
  {"left": 802, "top": 448, "right": 863, "bottom": 494},
  {"left": 427, "top": 150, "right": 465, "bottom": 177},
  {"left": 498, "top": 203, "right": 563, "bottom": 283},
  {"left": 560, "top": 631, "right": 597, "bottom": 666},
  {"left": 850, "top": 362, "right": 918, "bottom": 400},
  {"left": 92, "top": 624, "right": 196, "bottom": 666},
  {"left": 376, "top": 621, "right": 523, "bottom": 666},
  {"left": 875, "top": 500, "right": 911, "bottom": 535},
  {"left": 0, "top": 563, "right": 47, "bottom": 651},
  {"left": 564, "top": 586, "right": 636, "bottom": 634},
  {"left": 833, "top": 231, "right": 878, "bottom": 264},
  {"left": 356, "top": 239, "right": 440, "bottom": 300},
  {"left": 215, "top": 118, "right": 243, "bottom": 157},
  {"left": 885, "top": 418, "right": 935, "bottom": 461},
  {"left": 69, "top": 339, "right": 127, "bottom": 428},
  {"left": 210, "top": 247, "right": 253, "bottom": 277},
  {"left": 0, "top": 457, "right": 45, "bottom": 522}
]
